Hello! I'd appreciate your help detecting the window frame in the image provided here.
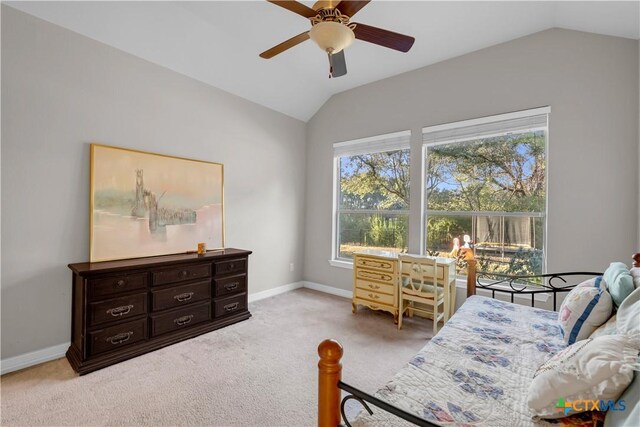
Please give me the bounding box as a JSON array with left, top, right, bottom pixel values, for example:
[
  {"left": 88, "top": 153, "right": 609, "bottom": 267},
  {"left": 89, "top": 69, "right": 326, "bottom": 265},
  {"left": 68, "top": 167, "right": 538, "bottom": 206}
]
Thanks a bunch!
[
  {"left": 420, "top": 107, "right": 550, "bottom": 275},
  {"left": 330, "top": 131, "right": 411, "bottom": 267}
]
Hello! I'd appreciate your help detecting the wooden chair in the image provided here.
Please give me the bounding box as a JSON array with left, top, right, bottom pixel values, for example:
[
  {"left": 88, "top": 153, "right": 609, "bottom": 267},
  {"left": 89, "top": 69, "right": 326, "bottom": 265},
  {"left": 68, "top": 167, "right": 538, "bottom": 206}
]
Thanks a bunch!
[{"left": 397, "top": 254, "right": 450, "bottom": 334}]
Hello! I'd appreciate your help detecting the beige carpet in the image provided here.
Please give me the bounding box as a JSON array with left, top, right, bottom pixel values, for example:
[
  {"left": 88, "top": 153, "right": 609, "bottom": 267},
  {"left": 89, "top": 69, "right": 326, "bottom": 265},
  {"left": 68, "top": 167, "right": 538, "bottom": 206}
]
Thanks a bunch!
[{"left": 1, "top": 288, "right": 434, "bottom": 426}]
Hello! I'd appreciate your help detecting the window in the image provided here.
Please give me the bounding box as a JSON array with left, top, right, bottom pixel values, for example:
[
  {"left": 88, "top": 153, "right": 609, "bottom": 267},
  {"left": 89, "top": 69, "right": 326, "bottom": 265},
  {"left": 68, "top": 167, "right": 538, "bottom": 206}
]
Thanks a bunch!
[
  {"left": 332, "top": 131, "right": 411, "bottom": 263},
  {"left": 423, "top": 108, "right": 548, "bottom": 276}
]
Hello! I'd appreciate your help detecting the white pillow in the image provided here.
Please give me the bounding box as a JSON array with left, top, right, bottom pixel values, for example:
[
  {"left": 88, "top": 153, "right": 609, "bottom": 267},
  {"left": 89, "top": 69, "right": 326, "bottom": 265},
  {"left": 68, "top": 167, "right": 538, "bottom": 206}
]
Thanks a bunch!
[
  {"left": 558, "top": 278, "right": 613, "bottom": 345},
  {"left": 527, "top": 334, "right": 638, "bottom": 419},
  {"left": 590, "top": 314, "right": 617, "bottom": 339},
  {"left": 630, "top": 267, "right": 640, "bottom": 289},
  {"left": 617, "top": 287, "right": 640, "bottom": 336},
  {"left": 576, "top": 277, "right": 606, "bottom": 289}
]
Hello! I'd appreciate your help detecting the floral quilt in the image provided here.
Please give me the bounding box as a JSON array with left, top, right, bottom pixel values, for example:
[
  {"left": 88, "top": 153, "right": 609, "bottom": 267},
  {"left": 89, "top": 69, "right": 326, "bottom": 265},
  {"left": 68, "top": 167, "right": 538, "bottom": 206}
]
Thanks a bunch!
[{"left": 352, "top": 295, "right": 604, "bottom": 427}]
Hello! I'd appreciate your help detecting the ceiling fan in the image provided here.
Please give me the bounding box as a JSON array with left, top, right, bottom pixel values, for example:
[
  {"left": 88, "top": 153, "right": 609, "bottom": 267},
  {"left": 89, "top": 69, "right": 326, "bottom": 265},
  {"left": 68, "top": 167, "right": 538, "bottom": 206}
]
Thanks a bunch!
[{"left": 260, "top": 0, "right": 415, "bottom": 78}]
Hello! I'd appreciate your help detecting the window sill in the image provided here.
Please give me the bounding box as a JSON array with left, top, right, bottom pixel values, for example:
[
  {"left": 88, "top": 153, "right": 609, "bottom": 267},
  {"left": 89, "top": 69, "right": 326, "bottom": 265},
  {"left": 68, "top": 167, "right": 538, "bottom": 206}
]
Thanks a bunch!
[
  {"left": 326, "top": 264, "right": 551, "bottom": 303},
  {"left": 328, "top": 259, "right": 353, "bottom": 269}
]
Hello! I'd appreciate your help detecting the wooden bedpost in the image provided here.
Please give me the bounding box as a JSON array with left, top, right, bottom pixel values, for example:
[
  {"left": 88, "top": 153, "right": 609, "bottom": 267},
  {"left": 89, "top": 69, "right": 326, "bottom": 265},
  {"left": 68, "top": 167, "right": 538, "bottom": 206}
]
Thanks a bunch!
[
  {"left": 462, "top": 248, "right": 477, "bottom": 297},
  {"left": 633, "top": 253, "right": 640, "bottom": 267},
  {"left": 318, "top": 339, "right": 343, "bottom": 427}
]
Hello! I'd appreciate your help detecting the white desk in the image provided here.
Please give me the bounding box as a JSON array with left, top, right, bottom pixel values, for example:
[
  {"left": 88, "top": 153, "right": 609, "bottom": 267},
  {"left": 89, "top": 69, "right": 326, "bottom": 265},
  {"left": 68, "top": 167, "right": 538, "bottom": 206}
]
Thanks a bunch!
[{"left": 352, "top": 250, "right": 457, "bottom": 324}]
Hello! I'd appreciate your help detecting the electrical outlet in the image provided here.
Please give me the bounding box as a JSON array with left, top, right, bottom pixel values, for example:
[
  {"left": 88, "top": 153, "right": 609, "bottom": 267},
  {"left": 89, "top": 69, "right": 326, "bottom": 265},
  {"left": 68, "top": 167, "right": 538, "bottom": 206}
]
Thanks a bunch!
[{"left": 289, "top": 263, "right": 295, "bottom": 272}]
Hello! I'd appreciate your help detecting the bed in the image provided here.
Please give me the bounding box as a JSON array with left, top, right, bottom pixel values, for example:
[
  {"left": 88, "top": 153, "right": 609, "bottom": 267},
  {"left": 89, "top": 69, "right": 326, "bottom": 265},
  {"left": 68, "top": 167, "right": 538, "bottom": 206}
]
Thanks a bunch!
[{"left": 317, "top": 252, "right": 640, "bottom": 427}]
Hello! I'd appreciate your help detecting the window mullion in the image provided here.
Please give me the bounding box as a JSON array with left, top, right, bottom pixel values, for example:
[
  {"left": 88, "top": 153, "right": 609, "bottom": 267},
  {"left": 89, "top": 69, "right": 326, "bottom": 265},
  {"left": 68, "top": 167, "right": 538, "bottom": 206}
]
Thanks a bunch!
[{"left": 422, "top": 108, "right": 548, "bottom": 277}]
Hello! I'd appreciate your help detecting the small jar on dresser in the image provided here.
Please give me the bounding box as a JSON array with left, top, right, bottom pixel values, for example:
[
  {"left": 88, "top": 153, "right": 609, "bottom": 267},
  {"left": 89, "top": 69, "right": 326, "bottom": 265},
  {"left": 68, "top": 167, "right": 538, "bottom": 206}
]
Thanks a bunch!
[{"left": 66, "top": 248, "right": 251, "bottom": 374}]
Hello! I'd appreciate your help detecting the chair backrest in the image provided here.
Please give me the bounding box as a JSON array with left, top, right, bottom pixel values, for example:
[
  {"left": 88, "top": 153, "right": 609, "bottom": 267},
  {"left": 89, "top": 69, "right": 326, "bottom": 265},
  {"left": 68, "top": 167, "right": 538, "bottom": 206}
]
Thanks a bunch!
[{"left": 398, "top": 254, "right": 439, "bottom": 294}]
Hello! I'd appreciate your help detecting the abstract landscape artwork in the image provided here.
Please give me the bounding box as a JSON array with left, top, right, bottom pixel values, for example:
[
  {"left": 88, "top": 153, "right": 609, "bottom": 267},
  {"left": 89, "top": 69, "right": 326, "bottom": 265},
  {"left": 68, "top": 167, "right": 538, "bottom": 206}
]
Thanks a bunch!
[{"left": 90, "top": 144, "right": 224, "bottom": 262}]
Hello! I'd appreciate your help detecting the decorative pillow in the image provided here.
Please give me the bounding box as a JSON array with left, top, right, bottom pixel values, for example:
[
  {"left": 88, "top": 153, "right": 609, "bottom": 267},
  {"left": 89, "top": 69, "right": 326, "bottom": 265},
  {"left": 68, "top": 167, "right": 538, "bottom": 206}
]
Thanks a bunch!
[
  {"left": 603, "top": 262, "right": 634, "bottom": 307},
  {"left": 590, "top": 314, "right": 617, "bottom": 339},
  {"left": 604, "top": 371, "right": 640, "bottom": 427},
  {"left": 630, "top": 267, "right": 640, "bottom": 290},
  {"left": 616, "top": 287, "right": 640, "bottom": 337},
  {"left": 558, "top": 278, "right": 613, "bottom": 345},
  {"left": 576, "top": 277, "right": 605, "bottom": 289},
  {"left": 527, "top": 334, "right": 638, "bottom": 419}
]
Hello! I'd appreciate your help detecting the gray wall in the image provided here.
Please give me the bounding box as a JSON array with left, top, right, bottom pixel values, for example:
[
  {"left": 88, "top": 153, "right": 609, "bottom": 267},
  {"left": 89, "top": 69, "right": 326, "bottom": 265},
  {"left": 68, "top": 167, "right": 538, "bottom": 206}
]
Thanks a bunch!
[
  {"left": 1, "top": 6, "right": 306, "bottom": 359},
  {"left": 305, "top": 29, "right": 639, "bottom": 298}
]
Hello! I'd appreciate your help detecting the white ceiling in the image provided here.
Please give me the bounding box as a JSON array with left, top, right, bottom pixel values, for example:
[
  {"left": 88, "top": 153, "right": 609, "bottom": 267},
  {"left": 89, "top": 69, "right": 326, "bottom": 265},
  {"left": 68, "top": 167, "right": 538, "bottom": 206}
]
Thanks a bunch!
[{"left": 6, "top": 1, "right": 640, "bottom": 122}]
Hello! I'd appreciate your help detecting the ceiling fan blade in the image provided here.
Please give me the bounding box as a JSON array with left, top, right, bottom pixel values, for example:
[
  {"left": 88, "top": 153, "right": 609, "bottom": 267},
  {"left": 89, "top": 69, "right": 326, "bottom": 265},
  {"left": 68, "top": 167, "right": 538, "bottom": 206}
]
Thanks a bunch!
[
  {"left": 352, "top": 23, "right": 415, "bottom": 52},
  {"left": 330, "top": 50, "right": 347, "bottom": 78},
  {"left": 335, "top": 0, "right": 370, "bottom": 18},
  {"left": 259, "top": 32, "right": 310, "bottom": 59},
  {"left": 268, "top": 0, "right": 318, "bottom": 18}
]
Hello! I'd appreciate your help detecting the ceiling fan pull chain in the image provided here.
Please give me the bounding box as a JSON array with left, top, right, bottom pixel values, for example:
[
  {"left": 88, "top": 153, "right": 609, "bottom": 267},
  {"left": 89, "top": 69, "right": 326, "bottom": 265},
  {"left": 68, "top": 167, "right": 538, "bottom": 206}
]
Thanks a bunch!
[{"left": 328, "top": 50, "right": 334, "bottom": 79}]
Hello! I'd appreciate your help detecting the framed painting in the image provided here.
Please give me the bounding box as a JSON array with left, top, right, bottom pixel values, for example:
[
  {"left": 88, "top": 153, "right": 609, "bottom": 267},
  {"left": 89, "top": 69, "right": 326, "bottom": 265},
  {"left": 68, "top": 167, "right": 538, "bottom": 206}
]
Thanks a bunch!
[{"left": 90, "top": 144, "right": 224, "bottom": 262}]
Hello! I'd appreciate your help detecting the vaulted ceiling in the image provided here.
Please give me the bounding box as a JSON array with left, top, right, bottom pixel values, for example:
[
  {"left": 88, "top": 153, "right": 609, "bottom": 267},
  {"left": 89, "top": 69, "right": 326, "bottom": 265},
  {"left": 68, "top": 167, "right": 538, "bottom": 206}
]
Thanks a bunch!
[{"left": 6, "top": 1, "right": 639, "bottom": 121}]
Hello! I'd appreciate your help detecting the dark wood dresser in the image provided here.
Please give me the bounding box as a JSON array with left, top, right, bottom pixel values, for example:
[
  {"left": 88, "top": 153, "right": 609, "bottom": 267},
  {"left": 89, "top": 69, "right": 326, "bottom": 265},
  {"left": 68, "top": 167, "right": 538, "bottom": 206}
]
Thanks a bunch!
[{"left": 67, "top": 248, "right": 252, "bottom": 374}]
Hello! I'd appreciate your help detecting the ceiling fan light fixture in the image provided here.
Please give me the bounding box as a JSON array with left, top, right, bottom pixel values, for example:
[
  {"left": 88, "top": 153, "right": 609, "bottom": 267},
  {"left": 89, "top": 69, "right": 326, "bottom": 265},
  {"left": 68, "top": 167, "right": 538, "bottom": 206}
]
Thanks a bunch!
[{"left": 309, "top": 21, "right": 355, "bottom": 54}]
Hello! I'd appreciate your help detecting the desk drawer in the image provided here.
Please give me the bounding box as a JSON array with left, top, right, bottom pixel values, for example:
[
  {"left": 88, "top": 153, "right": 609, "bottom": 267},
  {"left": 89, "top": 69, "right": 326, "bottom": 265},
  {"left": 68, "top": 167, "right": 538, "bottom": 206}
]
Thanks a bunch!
[
  {"left": 355, "top": 288, "right": 395, "bottom": 306},
  {"left": 153, "top": 263, "right": 211, "bottom": 286},
  {"left": 89, "top": 273, "right": 147, "bottom": 300},
  {"left": 398, "top": 262, "right": 449, "bottom": 281},
  {"left": 355, "top": 268, "right": 396, "bottom": 284},
  {"left": 408, "top": 264, "right": 445, "bottom": 281},
  {"left": 355, "top": 279, "right": 394, "bottom": 296},
  {"left": 355, "top": 255, "right": 398, "bottom": 273},
  {"left": 150, "top": 302, "right": 211, "bottom": 337},
  {"left": 89, "top": 318, "right": 147, "bottom": 356},
  {"left": 89, "top": 292, "right": 147, "bottom": 327},
  {"left": 355, "top": 256, "right": 395, "bottom": 273},
  {"left": 151, "top": 280, "right": 211, "bottom": 312}
]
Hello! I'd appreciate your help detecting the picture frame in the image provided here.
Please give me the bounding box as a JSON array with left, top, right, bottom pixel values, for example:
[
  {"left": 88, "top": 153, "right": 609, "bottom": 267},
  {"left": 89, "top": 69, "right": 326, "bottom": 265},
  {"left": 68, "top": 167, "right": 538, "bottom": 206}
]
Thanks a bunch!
[{"left": 90, "top": 144, "right": 224, "bottom": 262}]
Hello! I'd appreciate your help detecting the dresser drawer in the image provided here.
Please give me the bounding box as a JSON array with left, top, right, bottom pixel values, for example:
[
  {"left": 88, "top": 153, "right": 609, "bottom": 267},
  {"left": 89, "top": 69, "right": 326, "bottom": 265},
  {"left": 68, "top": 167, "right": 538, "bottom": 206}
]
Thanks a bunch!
[
  {"left": 89, "top": 292, "right": 148, "bottom": 327},
  {"left": 355, "top": 288, "right": 395, "bottom": 306},
  {"left": 89, "top": 273, "right": 147, "bottom": 300},
  {"left": 89, "top": 318, "right": 147, "bottom": 356},
  {"left": 355, "top": 279, "right": 395, "bottom": 296},
  {"left": 214, "top": 293, "right": 247, "bottom": 318},
  {"left": 214, "top": 274, "right": 247, "bottom": 297},
  {"left": 355, "top": 268, "right": 396, "bottom": 284},
  {"left": 151, "top": 280, "right": 211, "bottom": 312},
  {"left": 150, "top": 302, "right": 211, "bottom": 337},
  {"left": 214, "top": 258, "right": 247, "bottom": 276},
  {"left": 355, "top": 256, "right": 395, "bottom": 273},
  {"left": 152, "top": 263, "right": 211, "bottom": 286}
]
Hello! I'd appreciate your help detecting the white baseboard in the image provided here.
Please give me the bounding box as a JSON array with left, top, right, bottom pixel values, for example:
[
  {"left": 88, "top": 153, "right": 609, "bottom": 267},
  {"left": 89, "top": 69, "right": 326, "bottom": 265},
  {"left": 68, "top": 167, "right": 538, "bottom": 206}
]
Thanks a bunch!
[
  {"left": 248, "top": 281, "right": 304, "bottom": 303},
  {"left": 1, "top": 280, "right": 348, "bottom": 375},
  {"left": 1, "top": 342, "right": 69, "bottom": 375},
  {"left": 302, "top": 281, "right": 353, "bottom": 299}
]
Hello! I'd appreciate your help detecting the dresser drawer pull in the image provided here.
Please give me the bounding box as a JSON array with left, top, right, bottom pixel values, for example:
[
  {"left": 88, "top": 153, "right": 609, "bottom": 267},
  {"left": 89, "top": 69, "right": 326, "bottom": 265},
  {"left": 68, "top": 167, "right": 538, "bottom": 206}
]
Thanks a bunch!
[
  {"left": 173, "top": 292, "right": 194, "bottom": 302},
  {"left": 115, "top": 279, "right": 126, "bottom": 288},
  {"left": 368, "top": 293, "right": 380, "bottom": 300},
  {"left": 106, "top": 331, "right": 133, "bottom": 345},
  {"left": 228, "top": 263, "right": 235, "bottom": 271},
  {"left": 106, "top": 305, "right": 134, "bottom": 317},
  {"left": 180, "top": 270, "right": 189, "bottom": 278},
  {"left": 225, "top": 282, "right": 239, "bottom": 291},
  {"left": 174, "top": 315, "right": 194, "bottom": 326},
  {"left": 368, "top": 284, "right": 380, "bottom": 290},
  {"left": 224, "top": 302, "right": 239, "bottom": 312}
]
